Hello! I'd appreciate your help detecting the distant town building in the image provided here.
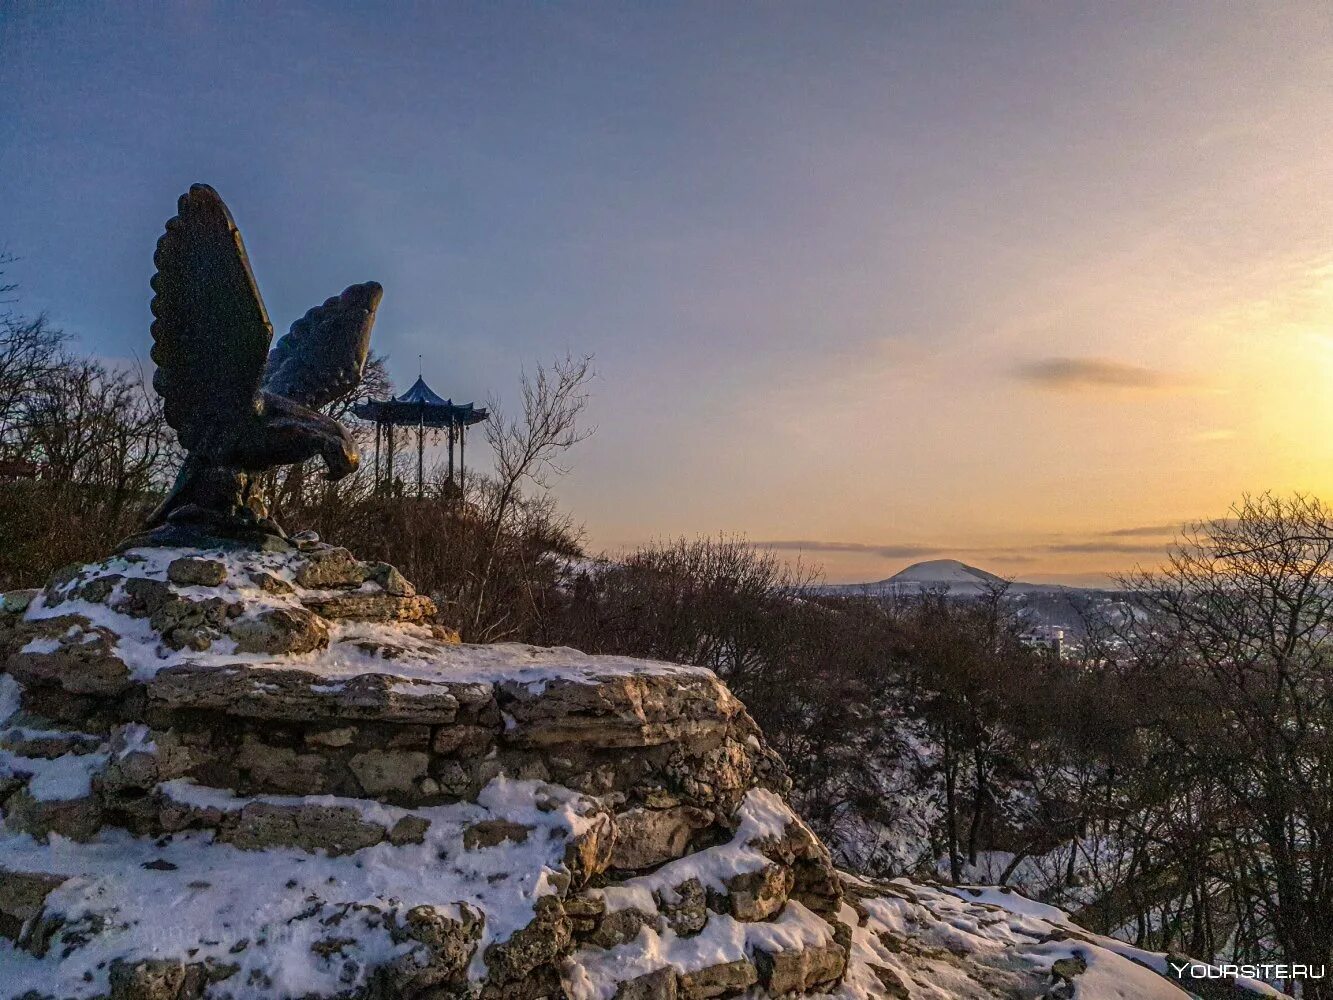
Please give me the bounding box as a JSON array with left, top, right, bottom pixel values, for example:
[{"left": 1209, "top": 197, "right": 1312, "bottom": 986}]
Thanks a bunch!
[{"left": 1020, "top": 625, "right": 1065, "bottom": 659}]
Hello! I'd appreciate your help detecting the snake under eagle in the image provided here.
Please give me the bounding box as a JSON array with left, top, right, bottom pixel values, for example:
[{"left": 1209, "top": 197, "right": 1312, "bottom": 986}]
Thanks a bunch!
[{"left": 147, "top": 184, "right": 381, "bottom": 537}]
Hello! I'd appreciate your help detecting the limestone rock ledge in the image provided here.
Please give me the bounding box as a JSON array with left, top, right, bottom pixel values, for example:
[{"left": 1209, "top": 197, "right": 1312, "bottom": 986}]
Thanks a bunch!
[{"left": 0, "top": 543, "right": 1284, "bottom": 1000}]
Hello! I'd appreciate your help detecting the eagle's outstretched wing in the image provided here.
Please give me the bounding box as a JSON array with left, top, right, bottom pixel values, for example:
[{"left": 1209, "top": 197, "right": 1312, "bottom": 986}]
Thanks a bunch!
[
  {"left": 149, "top": 184, "right": 273, "bottom": 457},
  {"left": 263, "top": 281, "right": 381, "bottom": 409}
]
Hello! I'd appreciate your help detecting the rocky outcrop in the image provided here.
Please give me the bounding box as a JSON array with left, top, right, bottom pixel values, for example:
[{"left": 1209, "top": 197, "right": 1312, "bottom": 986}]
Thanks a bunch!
[
  {"left": 0, "top": 539, "right": 839, "bottom": 1000},
  {"left": 0, "top": 537, "right": 1288, "bottom": 1000}
]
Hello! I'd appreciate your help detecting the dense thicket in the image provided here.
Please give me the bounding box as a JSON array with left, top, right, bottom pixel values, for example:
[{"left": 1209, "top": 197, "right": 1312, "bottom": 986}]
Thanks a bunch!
[
  {"left": 0, "top": 305, "right": 174, "bottom": 584},
  {"left": 1094, "top": 494, "right": 1333, "bottom": 994}
]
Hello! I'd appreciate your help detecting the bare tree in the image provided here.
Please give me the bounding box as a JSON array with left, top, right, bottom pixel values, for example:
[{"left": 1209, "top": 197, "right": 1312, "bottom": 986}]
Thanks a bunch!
[
  {"left": 1116, "top": 493, "right": 1333, "bottom": 995},
  {"left": 0, "top": 249, "right": 18, "bottom": 306},
  {"left": 470, "top": 354, "right": 594, "bottom": 633},
  {"left": 0, "top": 314, "right": 66, "bottom": 457},
  {"left": 24, "top": 357, "right": 169, "bottom": 499}
]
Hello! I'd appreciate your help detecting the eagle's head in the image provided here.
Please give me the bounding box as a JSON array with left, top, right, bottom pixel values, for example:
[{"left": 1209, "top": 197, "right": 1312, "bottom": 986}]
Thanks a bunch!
[{"left": 323, "top": 425, "right": 360, "bottom": 481}]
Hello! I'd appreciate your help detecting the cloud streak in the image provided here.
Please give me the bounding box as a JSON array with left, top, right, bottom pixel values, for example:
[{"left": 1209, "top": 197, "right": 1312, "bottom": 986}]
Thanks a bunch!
[
  {"left": 754, "top": 537, "right": 1173, "bottom": 560},
  {"left": 753, "top": 540, "right": 948, "bottom": 559},
  {"left": 1039, "top": 541, "right": 1170, "bottom": 555},
  {"left": 1012, "top": 357, "right": 1185, "bottom": 391},
  {"left": 1102, "top": 523, "right": 1181, "bottom": 538}
]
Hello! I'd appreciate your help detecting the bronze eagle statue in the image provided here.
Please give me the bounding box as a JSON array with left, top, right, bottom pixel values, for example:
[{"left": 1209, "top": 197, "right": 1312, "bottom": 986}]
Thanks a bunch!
[{"left": 146, "top": 184, "right": 381, "bottom": 538}]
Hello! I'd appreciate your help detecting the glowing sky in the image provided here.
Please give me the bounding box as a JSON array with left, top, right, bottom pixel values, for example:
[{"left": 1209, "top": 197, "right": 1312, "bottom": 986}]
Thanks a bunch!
[{"left": 2, "top": 3, "right": 1331, "bottom": 585}]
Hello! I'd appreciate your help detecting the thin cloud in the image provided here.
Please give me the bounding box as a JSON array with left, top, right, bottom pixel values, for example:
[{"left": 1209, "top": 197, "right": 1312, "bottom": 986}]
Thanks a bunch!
[
  {"left": 757, "top": 538, "right": 1171, "bottom": 560},
  {"left": 1103, "top": 523, "right": 1181, "bottom": 537},
  {"left": 1013, "top": 357, "right": 1185, "bottom": 391},
  {"left": 753, "top": 541, "right": 947, "bottom": 560},
  {"left": 1040, "top": 541, "right": 1171, "bottom": 555}
]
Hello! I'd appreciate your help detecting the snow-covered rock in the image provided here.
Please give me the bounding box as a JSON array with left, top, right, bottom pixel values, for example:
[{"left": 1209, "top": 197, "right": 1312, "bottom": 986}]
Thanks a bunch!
[{"left": 0, "top": 538, "right": 1290, "bottom": 999}]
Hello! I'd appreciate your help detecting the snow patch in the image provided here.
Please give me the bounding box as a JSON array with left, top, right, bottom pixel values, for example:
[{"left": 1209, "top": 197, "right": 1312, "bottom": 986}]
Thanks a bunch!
[
  {"left": 0, "top": 777, "right": 602, "bottom": 998},
  {"left": 7, "top": 750, "right": 108, "bottom": 802},
  {"left": 0, "top": 675, "right": 21, "bottom": 725}
]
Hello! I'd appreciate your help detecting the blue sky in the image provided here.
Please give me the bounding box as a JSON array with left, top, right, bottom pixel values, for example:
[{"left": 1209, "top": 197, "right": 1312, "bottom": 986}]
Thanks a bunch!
[{"left": 3, "top": 2, "right": 1331, "bottom": 583}]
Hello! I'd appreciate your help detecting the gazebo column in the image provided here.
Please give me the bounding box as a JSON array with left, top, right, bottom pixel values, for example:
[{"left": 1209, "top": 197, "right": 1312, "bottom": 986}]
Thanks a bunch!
[
  {"left": 386, "top": 423, "right": 394, "bottom": 492},
  {"left": 373, "top": 421, "right": 382, "bottom": 493},
  {"left": 447, "top": 421, "right": 456, "bottom": 487},
  {"left": 459, "top": 422, "right": 466, "bottom": 493},
  {"left": 417, "top": 415, "right": 425, "bottom": 499}
]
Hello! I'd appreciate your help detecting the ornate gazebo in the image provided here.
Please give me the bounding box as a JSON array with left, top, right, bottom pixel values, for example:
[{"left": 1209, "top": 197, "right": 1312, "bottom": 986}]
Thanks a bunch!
[{"left": 352, "top": 376, "right": 488, "bottom": 498}]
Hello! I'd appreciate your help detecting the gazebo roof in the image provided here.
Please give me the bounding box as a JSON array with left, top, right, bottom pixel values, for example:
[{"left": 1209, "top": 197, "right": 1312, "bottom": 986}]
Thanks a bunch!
[
  {"left": 396, "top": 376, "right": 450, "bottom": 407},
  {"left": 352, "top": 376, "right": 489, "bottom": 429}
]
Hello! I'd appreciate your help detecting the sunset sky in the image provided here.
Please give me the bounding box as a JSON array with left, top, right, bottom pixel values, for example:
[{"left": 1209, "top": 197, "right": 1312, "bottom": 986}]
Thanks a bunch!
[{"left": 3, "top": 3, "right": 1331, "bottom": 585}]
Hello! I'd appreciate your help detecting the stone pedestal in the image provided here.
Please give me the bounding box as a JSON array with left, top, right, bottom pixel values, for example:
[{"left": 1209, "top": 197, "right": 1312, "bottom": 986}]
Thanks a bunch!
[{"left": 0, "top": 540, "right": 849, "bottom": 1000}]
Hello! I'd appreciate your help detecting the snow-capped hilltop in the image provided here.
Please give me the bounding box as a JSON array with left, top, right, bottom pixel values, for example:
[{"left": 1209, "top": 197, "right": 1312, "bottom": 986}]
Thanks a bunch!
[
  {"left": 822, "top": 558, "right": 1017, "bottom": 596},
  {"left": 883, "top": 558, "right": 1006, "bottom": 591},
  {"left": 821, "top": 558, "right": 1101, "bottom": 598}
]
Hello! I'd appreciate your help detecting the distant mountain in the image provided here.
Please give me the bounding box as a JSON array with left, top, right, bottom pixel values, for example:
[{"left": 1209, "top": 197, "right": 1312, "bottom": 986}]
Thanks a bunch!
[
  {"left": 815, "top": 559, "right": 1141, "bottom": 643},
  {"left": 822, "top": 558, "right": 1082, "bottom": 596},
  {"left": 885, "top": 559, "right": 1007, "bottom": 590}
]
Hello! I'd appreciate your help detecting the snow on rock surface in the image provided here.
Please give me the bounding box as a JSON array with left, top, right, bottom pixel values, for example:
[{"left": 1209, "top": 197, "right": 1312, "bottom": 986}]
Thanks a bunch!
[
  {"left": 837, "top": 880, "right": 1288, "bottom": 1000},
  {"left": 0, "top": 538, "right": 1290, "bottom": 999},
  {"left": 0, "top": 778, "right": 598, "bottom": 998},
  {"left": 18, "top": 543, "right": 713, "bottom": 688}
]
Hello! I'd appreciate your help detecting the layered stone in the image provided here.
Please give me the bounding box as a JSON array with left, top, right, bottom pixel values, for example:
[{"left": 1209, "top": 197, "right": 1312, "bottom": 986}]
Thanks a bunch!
[
  {"left": 0, "top": 541, "right": 855, "bottom": 1000},
  {"left": 6, "top": 549, "right": 785, "bottom": 826}
]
